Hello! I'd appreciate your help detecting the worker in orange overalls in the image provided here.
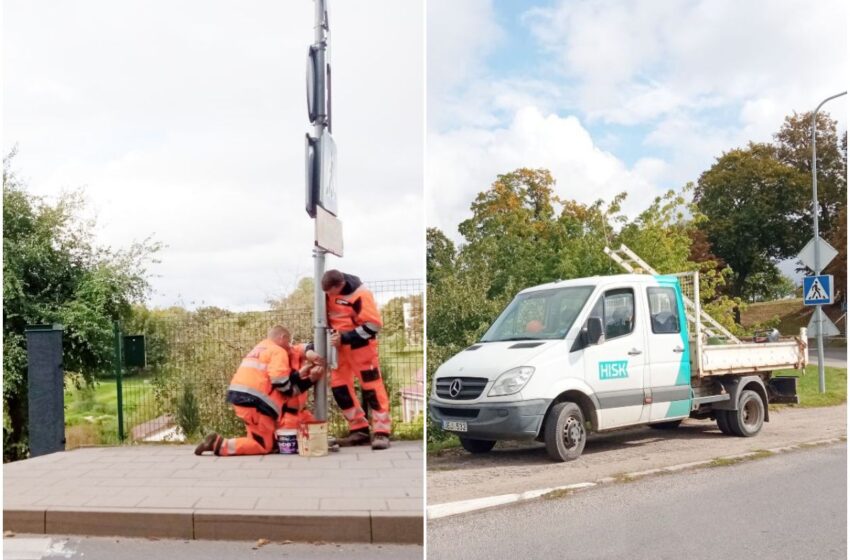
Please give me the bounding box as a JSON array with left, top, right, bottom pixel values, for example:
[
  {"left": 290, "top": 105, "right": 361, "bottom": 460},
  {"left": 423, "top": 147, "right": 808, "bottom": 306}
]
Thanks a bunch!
[
  {"left": 194, "top": 326, "right": 324, "bottom": 456},
  {"left": 322, "top": 270, "right": 391, "bottom": 450},
  {"left": 278, "top": 340, "right": 322, "bottom": 429}
]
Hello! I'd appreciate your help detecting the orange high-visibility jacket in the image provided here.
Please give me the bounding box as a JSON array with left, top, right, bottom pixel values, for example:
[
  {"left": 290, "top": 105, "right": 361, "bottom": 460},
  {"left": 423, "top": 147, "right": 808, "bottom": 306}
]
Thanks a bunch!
[
  {"left": 226, "top": 338, "right": 287, "bottom": 420},
  {"left": 226, "top": 339, "right": 314, "bottom": 419},
  {"left": 326, "top": 274, "right": 383, "bottom": 349}
]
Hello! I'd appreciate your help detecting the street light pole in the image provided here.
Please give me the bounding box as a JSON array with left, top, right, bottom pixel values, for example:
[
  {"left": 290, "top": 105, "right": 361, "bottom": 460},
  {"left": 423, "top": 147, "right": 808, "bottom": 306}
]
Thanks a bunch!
[{"left": 811, "top": 90, "right": 846, "bottom": 394}]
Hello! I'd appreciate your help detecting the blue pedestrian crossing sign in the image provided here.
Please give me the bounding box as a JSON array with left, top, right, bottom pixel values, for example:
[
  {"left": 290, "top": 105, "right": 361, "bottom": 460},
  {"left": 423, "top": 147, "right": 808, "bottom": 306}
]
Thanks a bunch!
[{"left": 803, "top": 275, "right": 833, "bottom": 306}]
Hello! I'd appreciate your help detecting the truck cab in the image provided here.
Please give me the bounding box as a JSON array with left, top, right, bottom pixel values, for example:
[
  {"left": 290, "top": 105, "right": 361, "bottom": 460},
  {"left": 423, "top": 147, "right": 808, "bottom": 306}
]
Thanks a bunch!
[{"left": 430, "top": 273, "right": 805, "bottom": 461}]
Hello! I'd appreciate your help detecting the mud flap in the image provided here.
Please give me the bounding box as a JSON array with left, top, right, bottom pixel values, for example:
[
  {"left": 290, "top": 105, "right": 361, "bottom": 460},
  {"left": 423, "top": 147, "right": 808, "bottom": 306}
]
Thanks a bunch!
[{"left": 767, "top": 376, "right": 800, "bottom": 405}]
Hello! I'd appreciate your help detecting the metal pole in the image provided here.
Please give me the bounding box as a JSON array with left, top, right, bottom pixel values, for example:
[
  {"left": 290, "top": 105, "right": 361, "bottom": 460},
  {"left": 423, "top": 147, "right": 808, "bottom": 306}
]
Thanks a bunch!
[
  {"left": 313, "top": 249, "right": 328, "bottom": 420},
  {"left": 312, "top": 0, "right": 329, "bottom": 420},
  {"left": 812, "top": 91, "right": 846, "bottom": 393},
  {"left": 113, "top": 321, "right": 125, "bottom": 441}
]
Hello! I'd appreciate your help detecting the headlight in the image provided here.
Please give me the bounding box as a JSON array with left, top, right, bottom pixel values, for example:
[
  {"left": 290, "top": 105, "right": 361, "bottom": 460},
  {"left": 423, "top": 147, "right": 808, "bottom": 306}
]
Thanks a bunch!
[{"left": 488, "top": 366, "right": 535, "bottom": 396}]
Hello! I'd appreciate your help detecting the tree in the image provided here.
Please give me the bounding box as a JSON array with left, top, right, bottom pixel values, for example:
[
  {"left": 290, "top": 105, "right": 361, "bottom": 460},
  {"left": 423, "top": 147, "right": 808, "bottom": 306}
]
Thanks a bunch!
[
  {"left": 825, "top": 205, "right": 847, "bottom": 303},
  {"left": 694, "top": 143, "right": 809, "bottom": 298},
  {"left": 426, "top": 228, "right": 456, "bottom": 285},
  {"left": 3, "top": 152, "right": 161, "bottom": 461},
  {"left": 267, "top": 277, "right": 314, "bottom": 310},
  {"left": 774, "top": 111, "right": 847, "bottom": 236},
  {"left": 458, "top": 169, "right": 563, "bottom": 298}
]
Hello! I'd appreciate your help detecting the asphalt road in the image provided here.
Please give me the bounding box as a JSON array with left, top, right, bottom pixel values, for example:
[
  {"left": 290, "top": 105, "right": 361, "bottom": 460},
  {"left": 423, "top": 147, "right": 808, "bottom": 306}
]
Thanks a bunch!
[
  {"left": 428, "top": 443, "right": 847, "bottom": 560},
  {"left": 2, "top": 536, "right": 421, "bottom": 560},
  {"left": 809, "top": 341, "right": 847, "bottom": 368}
]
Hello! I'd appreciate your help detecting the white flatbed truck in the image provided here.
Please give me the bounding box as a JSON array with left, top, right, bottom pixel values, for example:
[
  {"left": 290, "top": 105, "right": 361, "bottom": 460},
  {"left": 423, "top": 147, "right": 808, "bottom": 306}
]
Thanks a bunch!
[{"left": 430, "top": 246, "right": 807, "bottom": 462}]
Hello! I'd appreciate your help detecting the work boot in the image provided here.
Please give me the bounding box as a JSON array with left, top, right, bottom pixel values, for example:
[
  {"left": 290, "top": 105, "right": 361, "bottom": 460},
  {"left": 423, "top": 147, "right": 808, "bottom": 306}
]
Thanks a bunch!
[
  {"left": 336, "top": 429, "right": 371, "bottom": 447},
  {"left": 194, "top": 433, "right": 222, "bottom": 456},
  {"left": 371, "top": 434, "right": 390, "bottom": 450}
]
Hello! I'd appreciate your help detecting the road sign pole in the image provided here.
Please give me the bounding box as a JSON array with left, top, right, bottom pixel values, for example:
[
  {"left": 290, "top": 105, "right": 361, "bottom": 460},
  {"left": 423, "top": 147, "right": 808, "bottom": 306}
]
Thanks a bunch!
[
  {"left": 311, "top": 0, "right": 329, "bottom": 421},
  {"left": 812, "top": 91, "right": 846, "bottom": 393},
  {"left": 313, "top": 248, "right": 328, "bottom": 420}
]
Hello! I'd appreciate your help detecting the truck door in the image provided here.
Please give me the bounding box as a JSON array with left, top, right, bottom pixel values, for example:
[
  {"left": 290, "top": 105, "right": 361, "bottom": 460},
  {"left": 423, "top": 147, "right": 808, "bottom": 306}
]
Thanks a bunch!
[
  {"left": 583, "top": 287, "right": 647, "bottom": 429},
  {"left": 645, "top": 285, "right": 692, "bottom": 421}
]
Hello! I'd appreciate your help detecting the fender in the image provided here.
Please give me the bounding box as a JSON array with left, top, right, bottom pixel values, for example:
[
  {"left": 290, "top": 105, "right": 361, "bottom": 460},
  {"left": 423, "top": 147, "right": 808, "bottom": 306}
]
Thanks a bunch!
[
  {"left": 711, "top": 375, "right": 770, "bottom": 422},
  {"left": 539, "top": 378, "right": 601, "bottom": 432}
]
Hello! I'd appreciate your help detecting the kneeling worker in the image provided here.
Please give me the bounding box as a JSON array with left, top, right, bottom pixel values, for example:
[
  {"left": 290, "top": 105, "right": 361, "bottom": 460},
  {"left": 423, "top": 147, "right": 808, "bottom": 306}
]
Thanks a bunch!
[
  {"left": 279, "top": 339, "right": 323, "bottom": 429},
  {"left": 322, "top": 270, "right": 392, "bottom": 450},
  {"left": 194, "top": 325, "right": 324, "bottom": 456}
]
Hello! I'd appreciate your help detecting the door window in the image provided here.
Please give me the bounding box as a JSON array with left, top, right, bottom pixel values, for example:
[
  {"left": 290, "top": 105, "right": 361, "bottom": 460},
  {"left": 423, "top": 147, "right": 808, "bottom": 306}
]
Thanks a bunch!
[
  {"left": 588, "top": 288, "right": 635, "bottom": 341},
  {"left": 647, "top": 287, "right": 680, "bottom": 334}
]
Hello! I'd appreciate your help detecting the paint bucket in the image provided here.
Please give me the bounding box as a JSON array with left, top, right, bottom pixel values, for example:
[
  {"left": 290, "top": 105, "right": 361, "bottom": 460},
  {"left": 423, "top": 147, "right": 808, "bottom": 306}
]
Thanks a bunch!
[
  {"left": 297, "top": 421, "right": 328, "bottom": 457},
  {"left": 275, "top": 429, "right": 298, "bottom": 454}
]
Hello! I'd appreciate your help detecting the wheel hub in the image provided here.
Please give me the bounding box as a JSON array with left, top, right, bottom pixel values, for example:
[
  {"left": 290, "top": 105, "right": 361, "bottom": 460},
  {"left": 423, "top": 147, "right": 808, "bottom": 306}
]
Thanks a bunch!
[
  {"left": 742, "top": 398, "right": 759, "bottom": 427},
  {"left": 563, "top": 417, "right": 583, "bottom": 449}
]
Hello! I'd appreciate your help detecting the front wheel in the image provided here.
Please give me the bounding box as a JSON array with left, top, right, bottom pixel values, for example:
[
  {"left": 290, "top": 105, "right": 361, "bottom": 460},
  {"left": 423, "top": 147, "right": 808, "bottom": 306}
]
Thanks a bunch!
[
  {"left": 543, "top": 402, "right": 586, "bottom": 462},
  {"left": 459, "top": 437, "right": 496, "bottom": 454},
  {"left": 727, "top": 390, "right": 765, "bottom": 437}
]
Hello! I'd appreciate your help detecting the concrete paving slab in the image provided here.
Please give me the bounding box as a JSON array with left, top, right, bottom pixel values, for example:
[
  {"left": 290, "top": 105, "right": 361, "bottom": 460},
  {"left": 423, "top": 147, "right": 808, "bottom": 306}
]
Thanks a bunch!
[{"left": 3, "top": 441, "right": 423, "bottom": 544}]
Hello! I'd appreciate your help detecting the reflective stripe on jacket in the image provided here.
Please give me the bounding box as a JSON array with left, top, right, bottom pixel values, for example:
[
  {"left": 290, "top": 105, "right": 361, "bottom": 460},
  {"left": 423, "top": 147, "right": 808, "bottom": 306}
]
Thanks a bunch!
[{"left": 226, "top": 338, "right": 288, "bottom": 419}]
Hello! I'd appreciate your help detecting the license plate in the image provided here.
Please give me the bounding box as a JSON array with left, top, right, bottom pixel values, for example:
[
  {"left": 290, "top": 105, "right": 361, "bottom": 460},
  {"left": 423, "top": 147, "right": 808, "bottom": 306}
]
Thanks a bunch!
[{"left": 442, "top": 420, "right": 468, "bottom": 432}]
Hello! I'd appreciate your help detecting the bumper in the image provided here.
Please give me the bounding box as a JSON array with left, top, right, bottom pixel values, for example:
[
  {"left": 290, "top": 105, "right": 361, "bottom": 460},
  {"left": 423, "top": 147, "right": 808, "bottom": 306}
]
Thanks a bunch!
[{"left": 430, "top": 399, "right": 550, "bottom": 441}]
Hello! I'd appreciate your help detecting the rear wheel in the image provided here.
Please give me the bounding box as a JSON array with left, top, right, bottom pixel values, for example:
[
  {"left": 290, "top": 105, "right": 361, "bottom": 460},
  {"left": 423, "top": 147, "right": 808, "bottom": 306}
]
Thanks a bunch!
[
  {"left": 728, "top": 390, "right": 764, "bottom": 437},
  {"left": 544, "top": 402, "right": 586, "bottom": 462},
  {"left": 649, "top": 420, "right": 683, "bottom": 430},
  {"left": 459, "top": 437, "right": 496, "bottom": 454},
  {"left": 715, "top": 410, "right": 733, "bottom": 435}
]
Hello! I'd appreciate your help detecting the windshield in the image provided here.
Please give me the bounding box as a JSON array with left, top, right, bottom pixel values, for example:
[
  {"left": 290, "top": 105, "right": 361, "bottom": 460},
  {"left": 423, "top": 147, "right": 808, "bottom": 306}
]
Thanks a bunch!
[{"left": 480, "top": 286, "right": 595, "bottom": 342}]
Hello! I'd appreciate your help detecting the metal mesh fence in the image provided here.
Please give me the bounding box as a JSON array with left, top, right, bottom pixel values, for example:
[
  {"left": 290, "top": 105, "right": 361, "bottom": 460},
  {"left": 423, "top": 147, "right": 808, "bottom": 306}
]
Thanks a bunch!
[{"left": 118, "top": 279, "right": 423, "bottom": 444}]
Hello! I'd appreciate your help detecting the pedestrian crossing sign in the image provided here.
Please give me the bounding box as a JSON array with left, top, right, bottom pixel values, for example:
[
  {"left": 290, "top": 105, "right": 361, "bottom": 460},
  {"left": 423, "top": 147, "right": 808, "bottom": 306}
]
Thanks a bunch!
[{"left": 803, "top": 275, "right": 833, "bottom": 306}]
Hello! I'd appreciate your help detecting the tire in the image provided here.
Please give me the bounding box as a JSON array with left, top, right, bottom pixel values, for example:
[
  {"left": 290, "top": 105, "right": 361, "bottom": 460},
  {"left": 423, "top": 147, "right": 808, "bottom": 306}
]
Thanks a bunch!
[
  {"left": 716, "top": 410, "right": 733, "bottom": 435},
  {"left": 543, "top": 402, "right": 587, "bottom": 462},
  {"left": 727, "top": 389, "right": 765, "bottom": 437},
  {"left": 649, "top": 420, "right": 683, "bottom": 430},
  {"left": 459, "top": 437, "right": 496, "bottom": 454}
]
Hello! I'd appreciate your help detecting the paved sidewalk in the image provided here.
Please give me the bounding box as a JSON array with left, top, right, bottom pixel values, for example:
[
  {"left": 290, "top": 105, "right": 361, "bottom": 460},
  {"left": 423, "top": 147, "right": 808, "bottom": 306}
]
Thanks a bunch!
[{"left": 3, "top": 441, "right": 422, "bottom": 544}]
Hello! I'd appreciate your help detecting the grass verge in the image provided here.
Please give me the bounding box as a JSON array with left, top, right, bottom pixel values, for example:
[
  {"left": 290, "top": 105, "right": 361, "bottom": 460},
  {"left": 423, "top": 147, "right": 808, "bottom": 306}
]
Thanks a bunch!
[{"left": 773, "top": 364, "right": 846, "bottom": 408}]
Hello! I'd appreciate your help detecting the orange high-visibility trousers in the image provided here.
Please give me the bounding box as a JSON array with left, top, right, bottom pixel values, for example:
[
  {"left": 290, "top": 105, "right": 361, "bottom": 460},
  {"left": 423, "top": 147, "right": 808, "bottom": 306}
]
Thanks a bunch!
[
  {"left": 279, "top": 392, "right": 318, "bottom": 429},
  {"left": 330, "top": 340, "right": 392, "bottom": 436},
  {"left": 218, "top": 405, "right": 277, "bottom": 456}
]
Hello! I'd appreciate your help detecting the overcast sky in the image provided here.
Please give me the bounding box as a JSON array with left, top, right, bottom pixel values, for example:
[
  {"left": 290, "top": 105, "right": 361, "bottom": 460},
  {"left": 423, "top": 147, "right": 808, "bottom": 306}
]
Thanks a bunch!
[
  {"left": 427, "top": 0, "right": 848, "bottom": 268},
  {"left": 3, "top": 0, "right": 424, "bottom": 311}
]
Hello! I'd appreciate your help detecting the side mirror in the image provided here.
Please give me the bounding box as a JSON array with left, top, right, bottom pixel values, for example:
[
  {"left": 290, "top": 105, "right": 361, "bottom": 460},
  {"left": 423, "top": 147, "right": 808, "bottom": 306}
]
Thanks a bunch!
[{"left": 586, "top": 317, "right": 604, "bottom": 345}]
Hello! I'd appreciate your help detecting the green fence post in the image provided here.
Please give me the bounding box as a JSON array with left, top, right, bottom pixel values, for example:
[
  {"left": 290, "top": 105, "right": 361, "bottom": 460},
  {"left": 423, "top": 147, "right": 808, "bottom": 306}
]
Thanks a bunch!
[{"left": 114, "top": 320, "right": 125, "bottom": 441}]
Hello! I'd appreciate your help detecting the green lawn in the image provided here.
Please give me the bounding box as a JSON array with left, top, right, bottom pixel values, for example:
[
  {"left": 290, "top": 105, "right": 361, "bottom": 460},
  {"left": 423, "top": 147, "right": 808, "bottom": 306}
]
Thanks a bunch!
[
  {"left": 64, "top": 374, "right": 157, "bottom": 447},
  {"left": 773, "top": 365, "right": 847, "bottom": 408}
]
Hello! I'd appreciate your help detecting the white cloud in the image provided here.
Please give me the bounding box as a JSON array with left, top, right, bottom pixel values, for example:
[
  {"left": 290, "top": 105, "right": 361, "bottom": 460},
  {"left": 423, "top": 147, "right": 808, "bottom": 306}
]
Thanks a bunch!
[
  {"left": 426, "top": 0, "right": 503, "bottom": 129},
  {"left": 3, "top": 0, "right": 424, "bottom": 310},
  {"left": 427, "top": 106, "right": 661, "bottom": 238},
  {"left": 525, "top": 0, "right": 847, "bottom": 128}
]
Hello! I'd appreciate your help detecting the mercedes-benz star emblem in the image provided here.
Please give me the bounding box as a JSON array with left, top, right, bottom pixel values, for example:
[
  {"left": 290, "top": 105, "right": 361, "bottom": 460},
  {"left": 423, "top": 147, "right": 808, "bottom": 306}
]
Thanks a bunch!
[{"left": 448, "top": 378, "right": 463, "bottom": 398}]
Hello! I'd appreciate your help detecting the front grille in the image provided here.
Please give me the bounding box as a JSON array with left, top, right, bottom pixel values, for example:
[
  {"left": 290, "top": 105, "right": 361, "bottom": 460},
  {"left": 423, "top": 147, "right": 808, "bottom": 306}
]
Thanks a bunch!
[
  {"left": 435, "top": 407, "right": 479, "bottom": 418},
  {"left": 435, "top": 377, "right": 488, "bottom": 400}
]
